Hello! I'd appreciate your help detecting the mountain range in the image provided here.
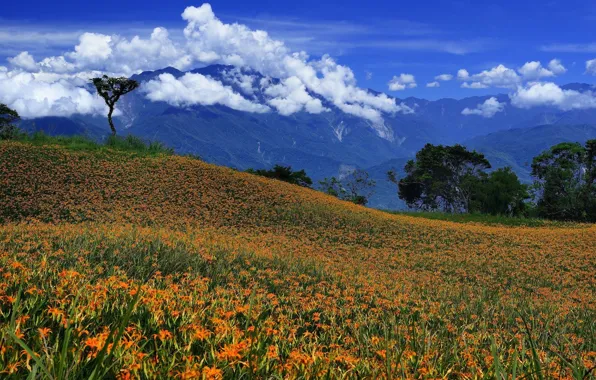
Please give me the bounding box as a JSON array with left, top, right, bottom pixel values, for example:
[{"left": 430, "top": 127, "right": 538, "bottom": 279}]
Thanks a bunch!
[{"left": 18, "top": 64, "right": 596, "bottom": 209}]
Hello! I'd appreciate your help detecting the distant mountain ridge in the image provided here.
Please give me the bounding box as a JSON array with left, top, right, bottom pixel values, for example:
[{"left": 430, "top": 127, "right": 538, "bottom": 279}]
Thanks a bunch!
[{"left": 18, "top": 64, "right": 596, "bottom": 209}]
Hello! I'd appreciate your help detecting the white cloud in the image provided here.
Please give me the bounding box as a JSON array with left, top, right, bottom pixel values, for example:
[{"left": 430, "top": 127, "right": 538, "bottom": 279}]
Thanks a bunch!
[
  {"left": 181, "top": 4, "right": 289, "bottom": 77},
  {"left": 8, "top": 52, "right": 38, "bottom": 71},
  {"left": 587, "top": 59, "right": 596, "bottom": 75},
  {"left": 458, "top": 64, "right": 520, "bottom": 89},
  {"left": 180, "top": 5, "right": 410, "bottom": 127},
  {"left": 221, "top": 68, "right": 256, "bottom": 95},
  {"left": 458, "top": 60, "right": 566, "bottom": 90},
  {"left": 38, "top": 56, "right": 77, "bottom": 74},
  {"left": 365, "top": 71, "right": 372, "bottom": 80},
  {"left": 426, "top": 81, "right": 440, "bottom": 88},
  {"left": 548, "top": 59, "right": 567, "bottom": 75},
  {"left": 517, "top": 60, "right": 566, "bottom": 80},
  {"left": 518, "top": 61, "right": 555, "bottom": 80},
  {"left": 461, "top": 82, "right": 488, "bottom": 89},
  {"left": 435, "top": 73, "right": 453, "bottom": 81},
  {"left": 68, "top": 33, "right": 113, "bottom": 65},
  {"left": 0, "top": 70, "right": 107, "bottom": 118},
  {"left": 142, "top": 72, "right": 270, "bottom": 113},
  {"left": 1, "top": 3, "right": 412, "bottom": 128},
  {"left": 264, "top": 76, "right": 328, "bottom": 115},
  {"left": 462, "top": 97, "right": 505, "bottom": 118},
  {"left": 510, "top": 82, "right": 596, "bottom": 111},
  {"left": 388, "top": 73, "right": 417, "bottom": 91}
]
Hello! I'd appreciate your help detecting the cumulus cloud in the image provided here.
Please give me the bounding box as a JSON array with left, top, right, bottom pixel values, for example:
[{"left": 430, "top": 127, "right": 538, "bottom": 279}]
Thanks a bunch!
[
  {"left": 388, "top": 73, "right": 417, "bottom": 91},
  {"left": 142, "top": 72, "right": 270, "bottom": 113},
  {"left": 457, "top": 69, "right": 469, "bottom": 80},
  {"left": 2, "top": 3, "right": 412, "bottom": 129},
  {"left": 181, "top": 4, "right": 289, "bottom": 76},
  {"left": 587, "top": 59, "right": 596, "bottom": 75},
  {"left": 435, "top": 74, "right": 453, "bottom": 81},
  {"left": 458, "top": 64, "right": 520, "bottom": 89},
  {"left": 221, "top": 68, "right": 256, "bottom": 95},
  {"left": 0, "top": 70, "right": 107, "bottom": 118},
  {"left": 263, "top": 76, "right": 327, "bottom": 115},
  {"left": 461, "top": 82, "right": 488, "bottom": 89},
  {"left": 426, "top": 81, "right": 440, "bottom": 88},
  {"left": 8, "top": 52, "right": 38, "bottom": 71},
  {"left": 280, "top": 54, "right": 411, "bottom": 126},
  {"left": 548, "top": 59, "right": 567, "bottom": 75},
  {"left": 510, "top": 82, "right": 596, "bottom": 110},
  {"left": 458, "top": 60, "right": 566, "bottom": 90},
  {"left": 518, "top": 61, "right": 555, "bottom": 80},
  {"left": 462, "top": 97, "right": 505, "bottom": 118},
  {"left": 518, "top": 59, "right": 566, "bottom": 80}
]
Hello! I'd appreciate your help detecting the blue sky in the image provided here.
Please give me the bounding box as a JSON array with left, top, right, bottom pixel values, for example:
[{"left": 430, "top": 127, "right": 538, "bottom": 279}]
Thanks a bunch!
[{"left": 1, "top": 0, "right": 596, "bottom": 101}]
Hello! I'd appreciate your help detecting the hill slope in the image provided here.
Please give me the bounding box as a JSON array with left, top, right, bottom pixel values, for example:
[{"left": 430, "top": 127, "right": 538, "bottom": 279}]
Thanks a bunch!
[{"left": 1, "top": 142, "right": 595, "bottom": 378}]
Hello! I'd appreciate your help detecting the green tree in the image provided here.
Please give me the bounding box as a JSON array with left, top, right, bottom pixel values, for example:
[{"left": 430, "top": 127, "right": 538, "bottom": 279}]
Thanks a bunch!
[
  {"left": 246, "top": 165, "right": 313, "bottom": 187},
  {"left": 531, "top": 140, "right": 596, "bottom": 221},
  {"left": 391, "top": 144, "right": 491, "bottom": 213},
  {"left": 91, "top": 76, "right": 139, "bottom": 136},
  {"left": 476, "top": 167, "right": 529, "bottom": 216},
  {"left": 0, "top": 104, "right": 21, "bottom": 140}
]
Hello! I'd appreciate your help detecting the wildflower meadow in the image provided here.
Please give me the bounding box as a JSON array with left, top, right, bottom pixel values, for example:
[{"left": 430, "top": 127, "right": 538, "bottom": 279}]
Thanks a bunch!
[{"left": 1, "top": 141, "right": 595, "bottom": 379}]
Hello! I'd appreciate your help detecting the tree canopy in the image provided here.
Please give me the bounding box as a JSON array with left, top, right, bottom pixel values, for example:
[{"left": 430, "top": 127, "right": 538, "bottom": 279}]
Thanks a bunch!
[
  {"left": 391, "top": 144, "right": 491, "bottom": 213},
  {"left": 474, "top": 167, "right": 529, "bottom": 217},
  {"left": 532, "top": 140, "right": 596, "bottom": 222}
]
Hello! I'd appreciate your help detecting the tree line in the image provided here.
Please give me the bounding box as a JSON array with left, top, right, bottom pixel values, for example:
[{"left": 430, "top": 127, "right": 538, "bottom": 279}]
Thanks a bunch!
[{"left": 389, "top": 142, "right": 595, "bottom": 222}]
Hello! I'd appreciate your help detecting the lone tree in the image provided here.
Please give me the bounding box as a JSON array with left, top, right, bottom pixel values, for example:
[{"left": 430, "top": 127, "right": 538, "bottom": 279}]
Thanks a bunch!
[
  {"left": 0, "top": 103, "right": 21, "bottom": 140},
  {"left": 91, "top": 75, "right": 139, "bottom": 136}
]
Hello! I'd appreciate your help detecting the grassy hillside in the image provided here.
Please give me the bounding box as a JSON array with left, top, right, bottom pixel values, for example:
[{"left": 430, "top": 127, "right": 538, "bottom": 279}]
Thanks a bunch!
[{"left": 1, "top": 141, "right": 595, "bottom": 379}]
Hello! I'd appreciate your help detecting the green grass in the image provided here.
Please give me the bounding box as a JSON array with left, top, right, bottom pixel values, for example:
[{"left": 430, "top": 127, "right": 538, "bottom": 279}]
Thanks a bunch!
[
  {"left": 13, "top": 131, "right": 174, "bottom": 157},
  {"left": 388, "top": 210, "right": 585, "bottom": 227}
]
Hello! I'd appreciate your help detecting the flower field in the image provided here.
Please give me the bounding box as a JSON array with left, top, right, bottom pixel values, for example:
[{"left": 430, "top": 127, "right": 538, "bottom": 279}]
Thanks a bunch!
[{"left": 1, "top": 141, "right": 595, "bottom": 379}]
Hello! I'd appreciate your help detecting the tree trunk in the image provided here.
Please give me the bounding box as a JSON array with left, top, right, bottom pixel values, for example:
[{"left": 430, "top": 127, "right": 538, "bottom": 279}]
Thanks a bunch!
[{"left": 107, "top": 107, "right": 116, "bottom": 136}]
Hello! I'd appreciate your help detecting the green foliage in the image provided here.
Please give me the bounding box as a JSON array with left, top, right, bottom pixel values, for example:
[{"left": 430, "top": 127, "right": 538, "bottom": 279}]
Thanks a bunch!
[
  {"left": 246, "top": 164, "right": 313, "bottom": 187},
  {"left": 91, "top": 75, "right": 139, "bottom": 136},
  {"left": 392, "top": 144, "right": 491, "bottom": 213},
  {"left": 319, "top": 169, "right": 375, "bottom": 206},
  {"left": 0, "top": 104, "right": 21, "bottom": 140},
  {"left": 474, "top": 167, "right": 530, "bottom": 217},
  {"left": 531, "top": 140, "right": 596, "bottom": 222}
]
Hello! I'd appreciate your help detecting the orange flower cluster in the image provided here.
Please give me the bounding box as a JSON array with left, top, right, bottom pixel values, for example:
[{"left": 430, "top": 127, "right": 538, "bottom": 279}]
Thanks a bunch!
[{"left": 0, "top": 141, "right": 595, "bottom": 378}]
